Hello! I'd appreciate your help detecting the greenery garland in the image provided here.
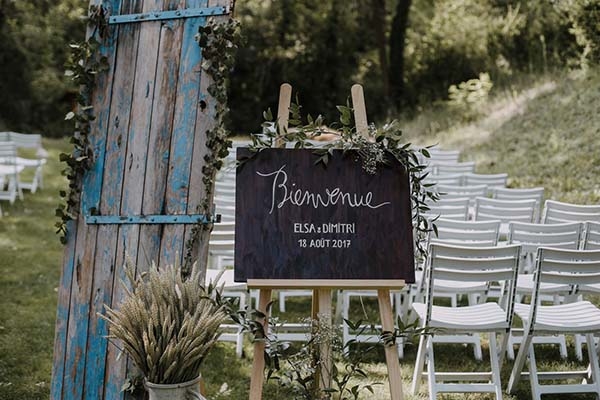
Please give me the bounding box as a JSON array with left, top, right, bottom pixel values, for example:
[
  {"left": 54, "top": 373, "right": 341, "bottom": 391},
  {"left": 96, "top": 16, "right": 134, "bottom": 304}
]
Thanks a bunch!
[
  {"left": 183, "top": 18, "right": 242, "bottom": 268},
  {"left": 243, "top": 100, "right": 438, "bottom": 255},
  {"left": 55, "top": 5, "right": 108, "bottom": 244}
]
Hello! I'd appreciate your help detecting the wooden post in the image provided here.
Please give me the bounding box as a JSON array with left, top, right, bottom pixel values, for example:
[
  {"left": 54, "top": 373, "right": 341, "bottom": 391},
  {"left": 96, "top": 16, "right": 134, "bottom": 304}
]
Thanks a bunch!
[
  {"left": 378, "top": 289, "right": 404, "bottom": 399},
  {"left": 351, "top": 84, "right": 369, "bottom": 137},
  {"left": 249, "top": 84, "right": 291, "bottom": 400},
  {"left": 275, "top": 83, "right": 292, "bottom": 148},
  {"left": 249, "top": 288, "right": 272, "bottom": 400},
  {"left": 353, "top": 86, "right": 404, "bottom": 400}
]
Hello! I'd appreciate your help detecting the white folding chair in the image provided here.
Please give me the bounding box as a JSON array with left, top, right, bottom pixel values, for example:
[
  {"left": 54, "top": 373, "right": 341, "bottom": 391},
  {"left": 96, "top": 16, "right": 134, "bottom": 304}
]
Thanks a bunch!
[
  {"left": 507, "top": 247, "right": 600, "bottom": 399},
  {"left": 205, "top": 269, "right": 247, "bottom": 358},
  {"left": 0, "top": 142, "right": 25, "bottom": 213},
  {"left": 573, "top": 221, "right": 600, "bottom": 360},
  {"left": 542, "top": 199, "right": 600, "bottom": 224},
  {"left": 506, "top": 222, "right": 584, "bottom": 360},
  {"left": 427, "top": 148, "right": 460, "bottom": 164},
  {"left": 340, "top": 290, "right": 406, "bottom": 358},
  {"left": 0, "top": 132, "right": 47, "bottom": 193},
  {"left": 436, "top": 184, "right": 487, "bottom": 210},
  {"left": 208, "top": 227, "right": 235, "bottom": 269},
  {"left": 583, "top": 221, "right": 600, "bottom": 250},
  {"left": 431, "top": 218, "right": 501, "bottom": 247},
  {"left": 431, "top": 161, "right": 475, "bottom": 176},
  {"left": 474, "top": 197, "right": 537, "bottom": 239},
  {"left": 423, "top": 197, "right": 470, "bottom": 221},
  {"left": 492, "top": 187, "right": 544, "bottom": 222},
  {"left": 411, "top": 219, "right": 501, "bottom": 360},
  {"left": 423, "top": 173, "right": 464, "bottom": 186},
  {"left": 411, "top": 243, "right": 521, "bottom": 399},
  {"left": 463, "top": 172, "right": 508, "bottom": 195}
]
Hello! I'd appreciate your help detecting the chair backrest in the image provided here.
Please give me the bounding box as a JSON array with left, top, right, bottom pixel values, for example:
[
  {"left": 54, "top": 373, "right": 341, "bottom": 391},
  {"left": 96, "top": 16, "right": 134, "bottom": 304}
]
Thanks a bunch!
[
  {"left": 424, "top": 198, "right": 470, "bottom": 221},
  {"left": 583, "top": 221, "right": 600, "bottom": 250},
  {"left": 529, "top": 248, "right": 600, "bottom": 315},
  {"left": 474, "top": 197, "right": 537, "bottom": 224},
  {"left": 214, "top": 195, "right": 235, "bottom": 208},
  {"left": 0, "top": 142, "right": 18, "bottom": 170},
  {"left": 493, "top": 187, "right": 544, "bottom": 222},
  {"left": 432, "top": 161, "right": 476, "bottom": 176},
  {"left": 493, "top": 187, "right": 544, "bottom": 201},
  {"left": 508, "top": 221, "right": 583, "bottom": 256},
  {"left": 437, "top": 184, "right": 487, "bottom": 204},
  {"left": 542, "top": 200, "right": 600, "bottom": 224},
  {"left": 6, "top": 132, "right": 42, "bottom": 149},
  {"left": 424, "top": 243, "right": 521, "bottom": 322},
  {"left": 423, "top": 173, "right": 464, "bottom": 186},
  {"left": 215, "top": 180, "right": 236, "bottom": 197},
  {"left": 463, "top": 173, "right": 508, "bottom": 193},
  {"left": 430, "top": 218, "right": 501, "bottom": 247},
  {"left": 427, "top": 148, "right": 460, "bottom": 163}
]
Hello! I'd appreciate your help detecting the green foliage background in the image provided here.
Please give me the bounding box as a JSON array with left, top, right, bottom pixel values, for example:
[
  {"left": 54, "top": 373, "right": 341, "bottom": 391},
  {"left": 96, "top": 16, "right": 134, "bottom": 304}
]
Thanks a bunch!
[
  {"left": 0, "top": 0, "right": 598, "bottom": 136},
  {"left": 0, "top": 0, "right": 86, "bottom": 136}
]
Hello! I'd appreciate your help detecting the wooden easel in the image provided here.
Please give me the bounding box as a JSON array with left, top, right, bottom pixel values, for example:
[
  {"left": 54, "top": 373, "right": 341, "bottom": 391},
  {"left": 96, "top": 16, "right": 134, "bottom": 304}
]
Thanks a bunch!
[{"left": 248, "top": 84, "right": 405, "bottom": 400}]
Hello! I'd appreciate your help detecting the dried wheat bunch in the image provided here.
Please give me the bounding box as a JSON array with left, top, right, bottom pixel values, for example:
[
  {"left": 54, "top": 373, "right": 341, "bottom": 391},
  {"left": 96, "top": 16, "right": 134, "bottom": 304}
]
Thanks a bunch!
[{"left": 101, "top": 259, "right": 228, "bottom": 384}]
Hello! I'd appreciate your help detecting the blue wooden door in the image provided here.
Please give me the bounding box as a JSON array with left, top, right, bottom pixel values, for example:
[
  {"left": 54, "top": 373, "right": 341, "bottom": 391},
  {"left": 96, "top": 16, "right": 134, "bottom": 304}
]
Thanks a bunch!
[{"left": 51, "top": 1, "right": 231, "bottom": 399}]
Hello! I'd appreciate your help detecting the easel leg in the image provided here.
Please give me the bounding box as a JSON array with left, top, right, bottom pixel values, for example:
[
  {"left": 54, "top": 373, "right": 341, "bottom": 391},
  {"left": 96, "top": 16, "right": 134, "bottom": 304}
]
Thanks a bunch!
[
  {"left": 316, "top": 289, "right": 333, "bottom": 392},
  {"left": 249, "top": 288, "right": 272, "bottom": 400},
  {"left": 378, "top": 289, "right": 404, "bottom": 400}
]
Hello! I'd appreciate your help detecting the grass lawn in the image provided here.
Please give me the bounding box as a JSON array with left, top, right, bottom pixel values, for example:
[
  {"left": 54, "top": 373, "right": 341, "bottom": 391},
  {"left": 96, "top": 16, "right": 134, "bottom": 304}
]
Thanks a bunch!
[{"left": 1, "top": 68, "right": 599, "bottom": 399}]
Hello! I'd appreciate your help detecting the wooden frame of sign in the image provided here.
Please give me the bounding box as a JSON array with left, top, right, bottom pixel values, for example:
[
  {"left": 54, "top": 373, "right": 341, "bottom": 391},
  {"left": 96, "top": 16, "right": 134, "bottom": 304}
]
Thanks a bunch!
[{"left": 246, "top": 83, "right": 406, "bottom": 400}]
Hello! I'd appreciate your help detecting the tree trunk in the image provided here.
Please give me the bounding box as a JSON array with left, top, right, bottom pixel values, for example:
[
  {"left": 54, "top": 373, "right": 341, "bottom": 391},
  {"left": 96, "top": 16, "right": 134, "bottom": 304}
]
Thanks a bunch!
[
  {"left": 372, "top": 0, "right": 391, "bottom": 106},
  {"left": 389, "top": 0, "right": 412, "bottom": 109}
]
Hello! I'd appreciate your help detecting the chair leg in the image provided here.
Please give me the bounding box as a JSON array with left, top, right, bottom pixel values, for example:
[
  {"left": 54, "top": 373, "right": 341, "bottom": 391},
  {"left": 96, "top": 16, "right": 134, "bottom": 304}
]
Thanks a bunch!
[
  {"left": 426, "top": 336, "right": 438, "bottom": 400},
  {"left": 557, "top": 334, "right": 568, "bottom": 360},
  {"left": 527, "top": 341, "right": 542, "bottom": 400},
  {"left": 497, "top": 331, "right": 509, "bottom": 368},
  {"left": 585, "top": 333, "right": 600, "bottom": 392},
  {"left": 488, "top": 332, "right": 502, "bottom": 400},
  {"left": 575, "top": 334, "right": 585, "bottom": 362},
  {"left": 506, "top": 330, "right": 517, "bottom": 360},
  {"left": 507, "top": 332, "right": 533, "bottom": 394},
  {"left": 278, "top": 291, "right": 286, "bottom": 313},
  {"left": 473, "top": 334, "right": 483, "bottom": 361},
  {"left": 411, "top": 334, "right": 427, "bottom": 395}
]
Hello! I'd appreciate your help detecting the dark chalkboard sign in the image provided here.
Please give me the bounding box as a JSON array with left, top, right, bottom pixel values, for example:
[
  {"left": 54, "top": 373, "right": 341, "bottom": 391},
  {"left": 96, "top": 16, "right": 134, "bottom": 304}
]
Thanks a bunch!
[{"left": 234, "top": 148, "right": 415, "bottom": 283}]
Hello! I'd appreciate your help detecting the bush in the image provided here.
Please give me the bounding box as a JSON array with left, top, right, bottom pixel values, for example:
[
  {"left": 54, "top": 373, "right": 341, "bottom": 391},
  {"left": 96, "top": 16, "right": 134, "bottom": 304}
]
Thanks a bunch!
[
  {"left": 447, "top": 72, "right": 494, "bottom": 121},
  {"left": 568, "top": 0, "right": 600, "bottom": 65}
]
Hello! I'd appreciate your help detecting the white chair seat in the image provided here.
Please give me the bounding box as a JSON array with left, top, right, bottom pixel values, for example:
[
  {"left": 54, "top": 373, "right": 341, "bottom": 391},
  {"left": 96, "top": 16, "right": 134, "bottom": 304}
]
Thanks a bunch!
[
  {"left": 0, "top": 164, "right": 25, "bottom": 174},
  {"left": 413, "top": 302, "right": 508, "bottom": 331},
  {"left": 15, "top": 156, "right": 46, "bottom": 167},
  {"left": 579, "top": 283, "right": 600, "bottom": 292},
  {"left": 516, "top": 274, "right": 570, "bottom": 294},
  {"left": 514, "top": 301, "right": 600, "bottom": 332}
]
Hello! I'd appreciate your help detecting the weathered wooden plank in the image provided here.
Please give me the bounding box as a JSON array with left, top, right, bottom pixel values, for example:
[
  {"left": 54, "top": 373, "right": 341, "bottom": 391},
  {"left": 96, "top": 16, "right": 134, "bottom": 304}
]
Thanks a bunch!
[
  {"left": 50, "top": 219, "right": 77, "bottom": 400},
  {"left": 62, "top": 203, "right": 97, "bottom": 399},
  {"left": 137, "top": 0, "right": 185, "bottom": 268},
  {"left": 378, "top": 289, "right": 404, "bottom": 400},
  {"left": 103, "top": 0, "right": 163, "bottom": 397},
  {"left": 159, "top": 0, "right": 209, "bottom": 265},
  {"left": 81, "top": 1, "right": 139, "bottom": 398},
  {"left": 59, "top": 1, "right": 128, "bottom": 397}
]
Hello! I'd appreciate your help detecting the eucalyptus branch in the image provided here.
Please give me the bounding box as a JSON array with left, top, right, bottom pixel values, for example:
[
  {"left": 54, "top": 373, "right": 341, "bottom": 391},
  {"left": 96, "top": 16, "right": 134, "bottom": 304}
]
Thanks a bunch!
[
  {"left": 243, "top": 98, "right": 438, "bottom": 256},
  {"left": 184, "top": 17, "right": 242, "bottom": 270}
]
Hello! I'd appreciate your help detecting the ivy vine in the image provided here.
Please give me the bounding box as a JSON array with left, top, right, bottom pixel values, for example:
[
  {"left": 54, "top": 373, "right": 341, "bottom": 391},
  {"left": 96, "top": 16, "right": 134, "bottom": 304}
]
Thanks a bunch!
[
  {"left": 55, "top": 4, "right": 109, "bottom": 244},
  {"left": 242, "top": 99, "right": 439, "bottom": 255},
  {"left": 184, "top": 18, "right": 243, "bottom": 267}
]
